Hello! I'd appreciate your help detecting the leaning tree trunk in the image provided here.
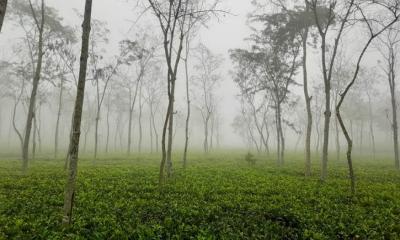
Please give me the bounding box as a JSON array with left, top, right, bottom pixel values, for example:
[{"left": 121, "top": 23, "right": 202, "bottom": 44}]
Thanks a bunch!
[
  {"left": 0, "top": 0, "right": 7, "bottom": 32},
  {"left": 62, "top": 0, "right": 92, "bottom": 226},
  {"left": 22, "top": 0, "right": 45, "bottom": 173}
]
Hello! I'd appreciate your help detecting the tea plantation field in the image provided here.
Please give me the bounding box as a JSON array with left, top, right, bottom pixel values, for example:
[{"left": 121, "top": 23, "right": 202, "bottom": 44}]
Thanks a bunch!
[{"left": 0, "top": 153, "right": 399, "bottom": 239}]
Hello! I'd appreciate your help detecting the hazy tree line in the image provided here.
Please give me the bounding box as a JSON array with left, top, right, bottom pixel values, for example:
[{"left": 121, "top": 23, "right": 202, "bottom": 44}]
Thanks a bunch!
[{"left": 0, "top": 0, "right": 400, "bottom": 225}]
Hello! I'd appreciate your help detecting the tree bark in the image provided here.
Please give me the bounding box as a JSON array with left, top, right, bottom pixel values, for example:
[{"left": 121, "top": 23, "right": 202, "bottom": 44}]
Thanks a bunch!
[
  {"left": 55, "top": 79, "right": 64, "bottom": 158},
  {"left": 22, "top": 0, "right": 45, "bottom": 173},
  {"left": 367, "top": 93, "right": 376, "bottom": 160},
  {"left": 302, "top": 5, "right": 312, "bottom": 175},
  {"left": 389, "top": 54, "right": 399, "bottom": 169},
  {"left": 183, "top": 47, "right": 191, "bottom": 168},
  {"left": 62, "top": 0, "right": 92, "bottom": 226},
  {"left": 0, "top": 0, "right": 7, "bottom": 32},
  {"left": 138, "top": 82, "right": 143, "bottom": 153}
]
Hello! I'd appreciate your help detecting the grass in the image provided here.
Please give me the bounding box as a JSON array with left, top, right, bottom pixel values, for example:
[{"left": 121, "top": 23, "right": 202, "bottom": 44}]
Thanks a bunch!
[{"left": 0, "top": 152, "right": 399, "bottom": 239}]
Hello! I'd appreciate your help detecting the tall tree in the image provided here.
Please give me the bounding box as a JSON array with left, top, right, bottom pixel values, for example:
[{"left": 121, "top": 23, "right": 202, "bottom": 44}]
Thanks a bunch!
[
  {"left": 309, "top": 0, "right": 353, "bottom": 181},
  {"left": 20, "top": 0, "right": 45, "bottom": 173},
  {"left": 147, "top": 0, "right": 221, "bottom": 184},
  {"left": 62, "top": 0, "right": 93, "bottom": 226},
  {"left": 335, "top": 1, "right": 400, "bottom": 194},
  {"left": 376, "top": 25, "right": 400, "bottom": 169},
  {"left": 193, "top": 43, "right": 223, "bottom": 154}
]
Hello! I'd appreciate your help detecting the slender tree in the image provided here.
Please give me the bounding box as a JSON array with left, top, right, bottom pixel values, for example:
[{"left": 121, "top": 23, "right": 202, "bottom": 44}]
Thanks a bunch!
[
  {"left": 21, "top": 0, "right": 45, "bottom": 173},
  {"left": 335, "top": 1, "right": 400, "bottom": 194},
  {"left": 376, "top": 25, "right": 400, "bottom": 169},
  {"left": 62, "top": 0, "right": 93, "bottom": 226}
]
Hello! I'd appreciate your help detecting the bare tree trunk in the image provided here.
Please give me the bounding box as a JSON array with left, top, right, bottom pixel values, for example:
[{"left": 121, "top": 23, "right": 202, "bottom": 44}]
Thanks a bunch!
[
  {"left": 183, "top": 55, "right": 190, "bottom": 168},
  {"left": 55, "top": 79, "right": 64, "bottom": 158},
  {"left": 335, "top": 96, "right": 340, "bottom": 162},
  {"left": 149, "top": 109, "right": 153, "bottom": 153},
  {"left": 127, "top": 76, "right": 141, "bottom": 155},
  {"left": 166, "top": 79, "right": 176, "bottom": 177},
  {"left": 388, "top": 49, "right": 399, "bottom": 169},
  {"left": 203, "top": 116, "right": 209, "bottom": 153},
  {"left": 32, "top": 115, "right": 37, "bottom": 160},
  {"left": 12, "top": 98, "right": 24, "bottom": 152},
  {"left": 210, "top": 114, "right": 214, "bottom": 151},
  {"left": 302, "top": 5, "right": 312, "bottom": 175},
  {"left": 321, "top": 83, "right": 331, "bottom": 180},
  {"left": 22, "top": 0, "right": 45, "bottom": 173},
  {"left": 127, "top": 108, "right": 133, "bottom": 154},
  {"left": 160, "top": 95, "right": 171, "bottom": 184},
  {"left": 138, "top": 82, "right": 143, "bottom": 153},
  {"left": 105, "top": 98, "right": 110, "bottom": 154},
  {"left": 367, "top": 93, "right": 376, "bottom": 160},
  {"left": 62, "top": 0, "right": 92, "bottom": 226},
  {"left": 336, "top": 109, "right": 356, "bottom": 195},
  {"left": 151, "top": 107, "right": 159, "bottom": 153},
  {"left": 0, "top": 0, "right": 7, "bottom": 32},
  {"left": 94, "top": 106, "right": 100, "bottom": 160}
]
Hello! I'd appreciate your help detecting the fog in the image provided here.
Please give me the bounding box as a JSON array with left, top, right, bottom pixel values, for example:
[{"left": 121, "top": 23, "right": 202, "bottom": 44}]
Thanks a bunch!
[{"left": 0, "top": 0, "right": 398, "bottom": 158}]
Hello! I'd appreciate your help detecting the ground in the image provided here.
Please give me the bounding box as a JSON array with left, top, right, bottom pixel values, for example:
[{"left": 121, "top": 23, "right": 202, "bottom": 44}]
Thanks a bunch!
[{"left": 0, "top": 152, "right": 399, "bottom": 239}]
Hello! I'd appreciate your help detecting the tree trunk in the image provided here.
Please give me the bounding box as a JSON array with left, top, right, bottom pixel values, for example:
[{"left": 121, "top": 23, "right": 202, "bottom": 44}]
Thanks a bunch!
[
  {"left": 321, "top": 82, "right": 331, "bottom": 180},
  {"left": 367, "top": 93, "right": 376, "bottom": 160},
  {"left": 62, "top": 0, "right": 92, "bottom": 226},
  {"left": 138, "top": 82, "right": 143, "bottom": 153},
  {"left": 166, "top": 79, "right": 176, "bottom": 177},
  {"left": 151, "top": 107, "right": 159, "bottom": 153},
  {"left": 105, "top": 99, "right": 110, "bottom": 154},
  {"left": 55, "top": 79, "right": 64, "bottom": 158},
  {"left": 94, "top": 107, "right": 100, "bottom": 160},
  {"left": 32, "top": 116, "right": 37, "bottom": 160},
  {"left": 22, "top": 0, "right": 45, "bottom": 173},
  {"left": 336, "top": 108, "right": 356, "bottom": 195},
  {"left": 302, "top": 6, "right": 312, "bottom": 175},
  {"left": 203, "top": 116, "right": 209, "bottom": 153},
  {"left": 183, "top": 56, "right": 190, "bottom": 168},
  {"left": 389, "top": 67, "right": 399, "bottom": 169},
  {"left": 127, "top": 108, "right": 133, "bottom": 154},
  {"left": 0, "top": 0, "right": 7, "bottom": 32},
  {"left": 335, "top": 96, "right": 340, "bottom": 162}
]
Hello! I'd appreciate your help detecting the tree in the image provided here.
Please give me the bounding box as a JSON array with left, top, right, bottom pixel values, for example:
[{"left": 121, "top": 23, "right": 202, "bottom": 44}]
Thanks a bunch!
[
  {"left": 62, "top": 0, "right": 93, "bottom": 226},
  {"left": 309, "top": 0, "right": 349, "bottom": 181},
  {"left": 118, "top": 35, "right": 156, "bottom": 155},
  {"left": 231, "top": 9, "right": 301, "bottom": 165},
  {"left": 335, "top": 1, "right": 400, "bottom": 194},
  {"left": 193, "top": 43, "right": 223, "bottom": 153},
  {"left": 11, "top": 0, "right": 73, "bottom": 172},
  {"left": 147, "top": 0, "right": 222, "bottom": 183},
  {"left": 376, "top": 24, "right": 400, "bottom": 169},
  {"left": 21, "top": 0, "right": 45, "bottom": 173}
]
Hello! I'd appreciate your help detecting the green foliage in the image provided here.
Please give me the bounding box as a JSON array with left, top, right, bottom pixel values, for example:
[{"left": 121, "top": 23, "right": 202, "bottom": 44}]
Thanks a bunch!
[{"left": 0, "top": 153, "right": 399, "bottom": 239}]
